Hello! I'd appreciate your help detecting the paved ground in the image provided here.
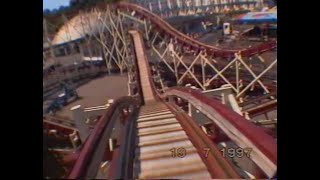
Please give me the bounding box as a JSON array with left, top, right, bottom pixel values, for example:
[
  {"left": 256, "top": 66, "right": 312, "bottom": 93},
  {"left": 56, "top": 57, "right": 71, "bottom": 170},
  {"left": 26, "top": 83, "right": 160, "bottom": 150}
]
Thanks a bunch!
[{"left": 55, "top": 74, "right": 128, "bottom": 119}]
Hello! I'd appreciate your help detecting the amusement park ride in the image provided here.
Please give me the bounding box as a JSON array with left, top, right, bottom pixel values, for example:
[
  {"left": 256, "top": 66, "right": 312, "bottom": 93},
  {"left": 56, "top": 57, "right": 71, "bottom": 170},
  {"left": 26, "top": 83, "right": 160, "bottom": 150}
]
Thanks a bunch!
[{"left": 43, "top": 0, "right": 276, "bottom": 179}]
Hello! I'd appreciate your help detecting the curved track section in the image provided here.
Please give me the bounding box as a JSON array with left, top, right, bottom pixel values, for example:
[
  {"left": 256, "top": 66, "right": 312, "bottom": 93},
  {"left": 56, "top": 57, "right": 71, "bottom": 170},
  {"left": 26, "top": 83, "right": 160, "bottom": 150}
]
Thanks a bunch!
[
  {"left": 113, "top": 2, "right": 276, "bottom": 58},
  {"left": 68, "top": 96, "right": 139, "bottom": 179},
  {"left": 65, "top": 4, "right": 277, "bottom": 178},
  {"left": 161, "top": 87, "right": 277, "bottom": 177},
  {"left": 67, "top": 29, "right": 276, "bottom": 179}
]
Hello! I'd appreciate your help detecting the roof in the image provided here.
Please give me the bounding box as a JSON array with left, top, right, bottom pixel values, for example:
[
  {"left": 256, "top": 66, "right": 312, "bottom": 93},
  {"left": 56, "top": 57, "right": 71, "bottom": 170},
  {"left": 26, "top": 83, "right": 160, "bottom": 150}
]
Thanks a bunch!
[
  {"left": 234, "top": 11, "right": 277, "bottom": 23},
  {"left": 52, "top": 11, "right": 104, "bottom": 46}
]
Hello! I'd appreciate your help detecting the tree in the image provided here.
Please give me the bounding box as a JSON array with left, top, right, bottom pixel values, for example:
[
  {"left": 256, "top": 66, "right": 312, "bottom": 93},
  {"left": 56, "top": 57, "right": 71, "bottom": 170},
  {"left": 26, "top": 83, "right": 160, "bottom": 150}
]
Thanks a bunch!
[
  {"left": 58, "top": 5, "right": 66, "bottom": 11},
  {"left": 43, "top": 9, "right": 51, "bottom": 16}
]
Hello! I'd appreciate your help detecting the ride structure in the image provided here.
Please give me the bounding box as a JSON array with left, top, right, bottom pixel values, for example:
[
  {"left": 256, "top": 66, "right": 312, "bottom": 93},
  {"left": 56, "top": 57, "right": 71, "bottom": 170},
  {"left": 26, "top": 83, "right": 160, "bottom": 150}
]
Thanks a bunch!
[{"left": 43, "top": 1, "right": 277, "bottom": 179}]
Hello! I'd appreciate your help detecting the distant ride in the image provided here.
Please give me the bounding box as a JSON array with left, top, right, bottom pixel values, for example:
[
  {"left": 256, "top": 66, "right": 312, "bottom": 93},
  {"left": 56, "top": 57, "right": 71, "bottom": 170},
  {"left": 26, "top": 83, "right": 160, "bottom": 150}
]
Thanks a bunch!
[{"left": 43, "top": 82, "right": 79, "bottom": 115}]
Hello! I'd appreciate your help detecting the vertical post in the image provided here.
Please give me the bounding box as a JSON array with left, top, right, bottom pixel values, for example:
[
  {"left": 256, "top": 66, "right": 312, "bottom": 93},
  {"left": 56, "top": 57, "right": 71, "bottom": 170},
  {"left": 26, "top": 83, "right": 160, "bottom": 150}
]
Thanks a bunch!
[
  {"left": 201, "top": 57, "right": 206, "bottom": 90},
  {"left": 228, "top": 94, "right": 243, "bottom": 116},
  {"left": 69, "top": 130, "right": 79, "bottom": 148},
  {"left": 144, "top": 19, "right": 149, "bottom": 41},
  {"left": 236, "top": 58, "right": 239, "bottom": 94},
  {"left": 188, "top": 102, "right": 192, "bottom": 117},
  {"left": 221, "top": 93, "right": 225, "bottom": 104},
  {"left": 157, "top": 69, "right": 166, "bottom": 92},
  {"left": 128, "top": 73, "right": 132, "bottom": 96},
  {"left": 71, "top": 105, "right": 90, "bottom": 142},
  {"left": 173, "top": 54, "right": 178, "bottom": 84}
]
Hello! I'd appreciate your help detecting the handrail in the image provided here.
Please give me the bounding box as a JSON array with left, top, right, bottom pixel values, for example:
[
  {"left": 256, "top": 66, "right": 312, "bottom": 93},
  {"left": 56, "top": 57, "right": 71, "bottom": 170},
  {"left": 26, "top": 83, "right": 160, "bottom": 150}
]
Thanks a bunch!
[
  {"left": 67, "top": 96, "right": 139, "bottom": 179},
  {"left": 108, "top": 104, "right": 139, "bottom": 179},
  {"left": 160, "top": 87, "right": 277, "bottom": 177},
  {"left": 43, "top": 120, "right": 77, "bottom": 132},
  {"left": 164, "top": 102, "right": 241, "bottom": 178}
]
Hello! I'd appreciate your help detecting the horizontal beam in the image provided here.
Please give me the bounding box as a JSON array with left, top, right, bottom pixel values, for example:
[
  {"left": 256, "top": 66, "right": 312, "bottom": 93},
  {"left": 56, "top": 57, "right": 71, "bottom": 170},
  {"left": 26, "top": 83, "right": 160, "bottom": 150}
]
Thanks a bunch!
[{"left": 242, "top": 100, "right": 277, "bottom": 118}]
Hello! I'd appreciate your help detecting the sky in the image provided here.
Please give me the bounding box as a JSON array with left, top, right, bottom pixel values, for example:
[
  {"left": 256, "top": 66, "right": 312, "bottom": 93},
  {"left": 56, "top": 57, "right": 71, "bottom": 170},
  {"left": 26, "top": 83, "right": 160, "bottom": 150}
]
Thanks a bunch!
[{"left": 43, "top": 0, "right": 70, "bottom": 10}]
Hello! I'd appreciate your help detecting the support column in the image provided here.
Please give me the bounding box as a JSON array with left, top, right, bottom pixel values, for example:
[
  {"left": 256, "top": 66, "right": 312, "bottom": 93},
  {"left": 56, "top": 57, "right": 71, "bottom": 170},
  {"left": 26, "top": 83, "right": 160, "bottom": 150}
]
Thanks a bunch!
[
  {"left": 71, "top": 105, "right": 90, "bottom": 142},
  {"left": 188, "top": 102, "right": 192, "bottom": 117}
]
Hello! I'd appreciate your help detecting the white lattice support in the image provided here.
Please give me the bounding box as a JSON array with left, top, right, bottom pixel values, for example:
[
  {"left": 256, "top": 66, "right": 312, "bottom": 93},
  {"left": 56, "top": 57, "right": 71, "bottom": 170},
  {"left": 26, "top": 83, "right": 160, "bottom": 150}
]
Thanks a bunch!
[
  {"left": 88, "top": 14, "right": 120, "bottom": 72},
  {"left": 117, "top": 10, "right": 130, "bottom": 62},
  {"left": 94, "top": 13, "right": 113, "bottom": 74},
  {"left": 150, "top": 31, "right": 159, "bottom": 44},
  {"left": 256, "top": 54, "right": 265, "bottom": 63},
  {"left": 157, "top": 69, "right": 166, "bottom": 92},
  {"left": 172, "top": 52, "right": 179, "bottom": 83},
  {"left": 236, "top": 59, "right": 240, "bottom": 94},
  {"left": 173, "top": 50, "right": 206, "bottom": 90},
  {"left": 201, "top": 56, "right": 206, "bottom": 90},
  {"left": 143, "top": 19, "right": 150, "bottom": 41},
  {"left": 237, "top": 59, "right": 277, "bottom": 98},
  {"left": 203, "top": 55, "right": 237, "bottom": 86},
  {"left": 107, "top": 18, "right": 125, "bottom": 73},
  {"left": 152, "top": 44, "right": 175, "bottom": 72},
  {"left": 177, "top": 51, "right": 201, "bottom": 84},
  {"left": 113, "top": 19, "right": 129, "bottom": 69},
  {"left": 235, "top": 53, "right": 270, "bottom": 95},
  {"left": 202, "top": 55, "right": 238, "bottom": 92},
  {"left": 97, "top": 7, "right": 128, "bottom": 74},
  {"left": 99, "top": 9, "right": 130, "bottom": 73}
]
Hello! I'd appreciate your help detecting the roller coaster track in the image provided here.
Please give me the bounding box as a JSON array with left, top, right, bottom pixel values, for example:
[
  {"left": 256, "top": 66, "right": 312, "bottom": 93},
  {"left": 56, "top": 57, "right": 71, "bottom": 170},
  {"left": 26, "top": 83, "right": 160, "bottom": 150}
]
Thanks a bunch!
[
  {"left": 46, "top": 1, "right": 276, "bottom": 97},
  {"left": 113, "top": 2, "right": 276, "bottom": 58},
  {"left": 67, "top": 30, "right": 276, "bottom": 179},
  {"left": 42, "top": 2, "right": 277, "bottom": 178}
]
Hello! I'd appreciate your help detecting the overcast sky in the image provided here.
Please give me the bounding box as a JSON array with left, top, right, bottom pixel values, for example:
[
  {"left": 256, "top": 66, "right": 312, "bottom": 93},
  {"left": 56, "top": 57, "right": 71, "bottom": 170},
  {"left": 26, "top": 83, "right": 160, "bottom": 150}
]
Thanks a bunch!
[{"left": 43, "top": 0, "right": 70, "bottom": 10}]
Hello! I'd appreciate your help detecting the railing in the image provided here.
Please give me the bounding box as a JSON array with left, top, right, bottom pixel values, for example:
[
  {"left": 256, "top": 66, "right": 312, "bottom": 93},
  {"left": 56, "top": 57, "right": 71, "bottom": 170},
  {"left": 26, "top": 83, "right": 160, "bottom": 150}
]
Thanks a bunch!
[
  {"left": 160, "top": 87, "right": 277, "bottom": 177},
  {"left": 107, "top": 103, "right": 140, "bottom": 179},
  {"left": 164, "top": 102, "right": 241, "bottom": 178},
  {"left": 67, "top": 96, "right": 140, "bottom": 179}
]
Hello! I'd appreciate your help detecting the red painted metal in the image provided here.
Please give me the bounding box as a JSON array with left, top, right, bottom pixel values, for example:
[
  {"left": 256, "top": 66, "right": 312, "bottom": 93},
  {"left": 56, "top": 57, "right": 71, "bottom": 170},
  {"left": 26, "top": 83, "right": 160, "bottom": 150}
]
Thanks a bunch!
[
  {"left": 243, "top": 100, "right": 277, "bottom": 117},
  {"left": 57, "top": 2, "right": 277, "bottom": 176},
  {"left": 164, "top": 102, "right": 241, "bottom": 179},
  {"left": 43, "top": 121, "right": 76, "bottom": 135},
  {"left": 114, "top": 2, "right": 276, "bottom": 58},
  {"left": 63, "top": 151, "right": 80, "bottom": 167},
  {"left": 67, "top": 96, "right": 137, "bottom": 179},
  {"left": 163, "top": 87, "right": 277, "bottom": 165}
]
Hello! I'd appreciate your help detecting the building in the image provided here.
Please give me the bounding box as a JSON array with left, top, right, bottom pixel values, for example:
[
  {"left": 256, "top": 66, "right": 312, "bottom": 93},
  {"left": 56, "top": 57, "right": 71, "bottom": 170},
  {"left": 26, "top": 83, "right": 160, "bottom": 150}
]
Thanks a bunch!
[
  {"left": 43, "top": 12, "right": 104, "bottom": 68},
  {"left": 132, "top": 0, "right": 263, "bottom": 14}
]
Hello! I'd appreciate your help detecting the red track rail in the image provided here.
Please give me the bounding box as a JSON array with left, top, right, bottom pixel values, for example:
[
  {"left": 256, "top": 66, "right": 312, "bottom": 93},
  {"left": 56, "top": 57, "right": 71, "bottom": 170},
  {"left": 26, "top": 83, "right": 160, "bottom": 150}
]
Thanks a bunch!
[
  {"left": 67, "top": 96, "right": 137, "bottom": 179},
  {"left": 161, "top": 87, "right": 276, "bottom": 165},
  {"left": 114, "top": 2, "right": 276, "bottom": 58}
]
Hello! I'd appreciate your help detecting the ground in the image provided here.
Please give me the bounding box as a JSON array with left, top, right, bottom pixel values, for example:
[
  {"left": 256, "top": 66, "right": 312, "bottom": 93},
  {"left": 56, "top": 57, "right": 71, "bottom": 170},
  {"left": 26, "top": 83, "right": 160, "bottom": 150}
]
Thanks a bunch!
[{"left": 55, "top": 74, "right": 128, "bottom": 119}]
